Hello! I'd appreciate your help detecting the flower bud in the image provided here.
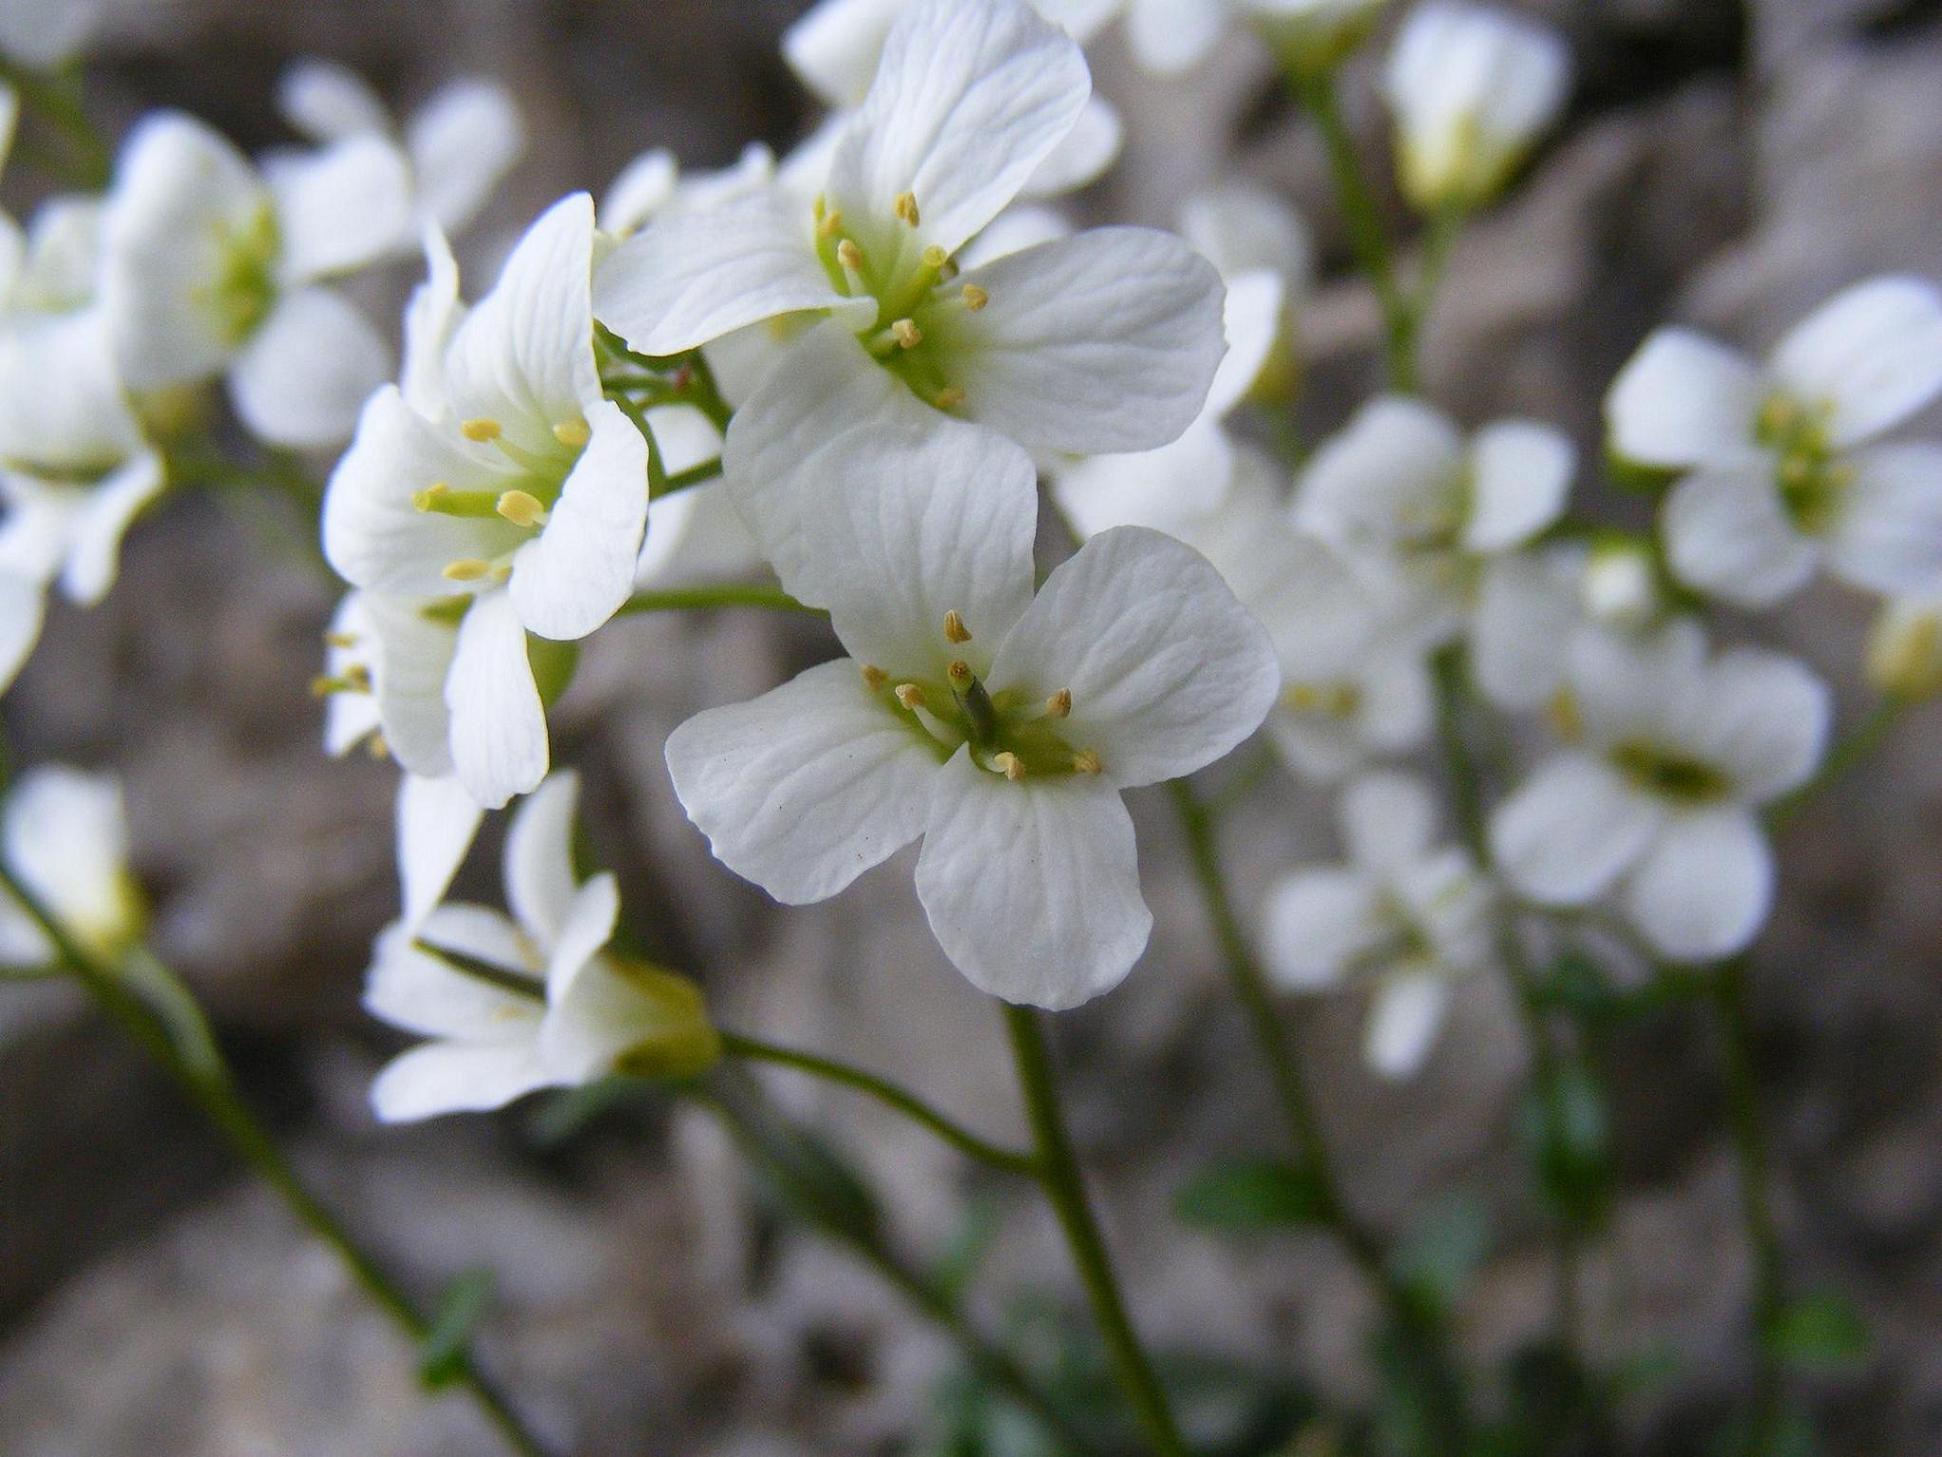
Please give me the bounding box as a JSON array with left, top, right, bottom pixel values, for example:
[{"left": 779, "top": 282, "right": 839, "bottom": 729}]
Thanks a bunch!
[
  {"left": 1242, "top": 0, "right": 1390, "bottom": 80},
  {"left": 1580, "top": 538, "right": 1660, "bottom": 629},
  {"left": 1867, "top": 597, "right": 1942, "bottom": 702}
]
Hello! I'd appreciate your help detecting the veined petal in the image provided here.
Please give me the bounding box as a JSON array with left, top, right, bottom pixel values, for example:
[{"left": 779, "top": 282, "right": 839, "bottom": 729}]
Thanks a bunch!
[
  {"left": 267, "top": 134, "right": 414, "bottom": 280},
  {"left": 1051, "top": 418, "right": 1236, "bottom": 540},
  {"left": 445, "top": 589, "right": 548, "bottom": 809},
  {"left": 1605, "top": 327, "right": 1764, "bottom": 469},
  {"left": 1823, "top": 443, "right": 1942, "bottom": 599},
  {"left": 509, "top": 399, "right": 650, "bottom": 640},
  {"left": 955, "top": 203, "right": 1072, "bottom": 269},
  {"left": 1690, "top": 648, "right": 1830, "bottom": 804},
  {"left": 406, "top": 79, "right": 526, "bottom": 234},
  {"left": 1623, "top": 806, "right": 1771, "bottom": 962},
  {"left": 59, "top": 451, "right": 165, "bottom": 606},
  {"left": 664, "top": 659, "right": 939, "bottom": 904},
  {"left": 1463, "top": 420, "right": 1573, "bottom": 553},
  {"left": 1021, "top": 94, "right": 1122, "bottom": 198},
  {"left": 228, "top": 285, "right": 392, "bottom": 449},
  {"left": 401, "top": 224, "right": 465, "bottom": 416},
  {"left": 1769, "top": 276, "right": 1942, "bottom": 449},
  {"left": 397, "top": 773, "right": 483, "bottom": 928},
  {"left": 1491, "top": 752, "right": 1660, "bottom": 906},
  {"left": 504, "top": 770, "right": 582, "bottom": 945},
  {"left": 1662, "top": 464, "right": 1818, "bottom": 607},
  {"left": 947, "top": 227, "right": 1226, "bottom": 455},
  {"left": 827, "top": 0, "right": 1090, "bottom": 258},
  {"left": 1262, "top": 867, "right": 1384, "bottom": 989},
  {"left": 361, "top": 593, "right": 460, "bottom": 777},
  {"left": 992, "top": 526, "right": 1280, "bottom": 788},
  {"left": 783, "top": 0, "right": 909, "bottom": 107},
  {"left": 914, "top": 747, "right": 1150, "bottom": 1008},
  {"left": 592, "top": 189, "right": 868, "bottom": 358},
  {"left": 1339, "top": 772, "right": 1438, "bottom": 873},
  {"left": 1297, "top": 395, "right": 1465, "bottom": 545},
  {"left": 1204, "top": 269, "right": 1284, "bottom": 419},
  {"left": 543, "top": 873, "right": 621, "bottom": 1003},
  {"left": 1365, "top": 973, "right": 1453, "bottom": 1079},
  {"left": 370, "top": 1040, "right": 552, "bottom": 1122}
]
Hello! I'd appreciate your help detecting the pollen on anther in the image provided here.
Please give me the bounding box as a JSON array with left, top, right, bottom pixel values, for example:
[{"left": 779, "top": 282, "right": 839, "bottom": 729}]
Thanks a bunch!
[
  {"left": 921, "top": 244, "right": 948, "bottom": 270},
  {"left": 1046, "top": 688, "right": 1071, "bottom": 719},
  {"left": 817, "top": 207, "right": 844, "bottom": 239},
  {"left": 367, "top": 733, "right": 391, "bottom": 761},
  {"left": 323, "top": 631, "right": 360, "bottom": 649},
  {"left": 895, "top": 191, "right": 921, "bottom": 227},
  {"left": 461, "top": 417, "right": 502, "bottom": 443},
  {"left": 497, "top": 489, "right": 547, "bottom": 528},
  {"left": 1072, "top": 749, "right": 1102, "bottom": 775},
  {"left": 943, "top": 610, "right": 971, "bottom": 644},
  {"left": 412, "top": 482, "right": 451, "bottom": 512},
  {"left": 442, "top": 558, "right": 493, "bottom": 582},
  {"left": 891, "top": 318, "right": 923, "bottom": 349},
  {"left": 961, "top": 284, "right": 989, "bottom": 312},
  {"left": 946, "top": 660, "right": 973, "bottom": 688},
  {"left": 837, "top": 239, "right": 863, "bottom": 271},
  {"left": 993, "top": 751, "right": 1025, "bottom": 781},
  {"left": 552, "top": 418, "right": 591, "bottom": 449},
  {"left": 895, "top": 683, "right": 926, "bottom": 711},
  {"left": 934, "top": 386, "right": 966, "bottom": 409},
  {"left": 861, "top": 664, "right": 889, "bottom": 691}
]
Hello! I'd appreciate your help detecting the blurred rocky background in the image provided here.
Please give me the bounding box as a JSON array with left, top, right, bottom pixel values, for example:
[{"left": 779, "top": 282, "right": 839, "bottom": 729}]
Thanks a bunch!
[{"left": 4, "top": 0, "right": 1942, "bottom": 1453}]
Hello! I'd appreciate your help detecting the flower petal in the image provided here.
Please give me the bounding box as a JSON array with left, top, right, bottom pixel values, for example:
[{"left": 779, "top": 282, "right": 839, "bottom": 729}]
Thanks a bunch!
[
  {"left": 509, "top": 400, "right": 650, "bottom": 640},
  {"left": 1261, "top": 867, "right": 1384, "bottom": 989},
  {"left": 1051, "top": 417, "right": 1235, "bottom": 541},
  {"left": 1297, "top": 394, "right": 1465, "bottom": 546},
  {"left": 445, "top": 589, "right": 547, "bottom": 809},
  {"left": 416, "top": 902, "right": 536, "bottom": 974},
  {"left": 370, "top": 1039, "right": 552, "bottom": 1123},
  {"left": 503, "top": 770, "right": 582, "bottom": 945},
  {"left": 1769, "top": 276, "right": 1942, "bottom": 449},
  {"left": 1823, "top": 443, "right": 1942, "bottom": 599},
  {"left": 406, "top": 79, "right": 526, "bottom": 234},
  {"left": 914, "top": 747, "right": 1150, "bottom": 1008},
  {"left": 992, "top": 525, "right": 1281, "bottom": 788},
  {"left": 1604, "top": 327, "right": 1764, "bottom": 469},
  {"left": 1689, "top": 648, "right": 1830, "bottom": 804},
  {"left": 664, "top": 658, "right": 940, "bottom": 905},
  {"left": 1471, "top": 550, "right": 1577, "bottom": 712},
  {"left": 228, "top": 285, "right": 392, "bottom": 449},
  {"left": 1125, "top": 0, "right": 1228, "bottom": 72},
  {"left": 1021, "top": 94, "right": 1122, "bottom": 198},
  {"left": 1623, "top": 806, "right": 1772, "bottom": 962},
  {"left": 266, "top": 134, "right": 414, "bottom": 280},
  {"left": 397, "top": 773, "right": 483, "bottom": 929},
  {"left": 783, "top": 0, "right": 909, "bottom": 106},
  {"left": 1490, "top": 752, "right": 1660, "bottom": 906},
  {"left": 1462, "top": 419, "right": 1573, "bottom": 553},
  {"left": 361, "top": 593, "right": 460, "bottom": 777},
  {"left": 1365, "top": 973, "right": 1453, "bottom": 1079},
  {"left": 59, "top": 450, "right": 166, "bottom": 606},
  {"left": 1204, "top": 269, "right": 1284, "bottom": 419},
  {"left": 1339, "top": 771, "right": 1439, "bottom": 873},
  {"left": 0, "top": 572, "right": 46, "bottom": 694},
  {"left": 364, "top": 924, "right": 536, "bottom": 1041},
  {"left": 543, "top": 873, "right": 621, "bottom": 1004},
  {"left": 278, "top": 58, "right": 393, "bottom": 142},
  {"left": 1662, "top": 464, "right": 1818, "bottom": 607},
  {"left": 945, "top": 227, "right": 1226, "bottom": 454}
]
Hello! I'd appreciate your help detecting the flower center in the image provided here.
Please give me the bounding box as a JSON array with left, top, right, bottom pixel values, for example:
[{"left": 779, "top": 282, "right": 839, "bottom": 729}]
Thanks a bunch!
[
  {"left": 411, "top": 414, "right": 591, "bottom": 583},
  {"left": 1755, "top": 393, "right": 1851, "bottom": 536},
  {"left": 861, "top": 611, "right": 1100, "bottom": 780},
  {"left": 202, "top": 202, "right": 282, "bottom": 346},
  {"left": 1609, "top": 740, "right": 1730, "bottom": 805}
]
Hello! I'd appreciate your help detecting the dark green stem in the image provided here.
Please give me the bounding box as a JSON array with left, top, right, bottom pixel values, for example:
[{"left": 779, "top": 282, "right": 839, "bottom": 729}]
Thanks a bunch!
[
  {"left": 617, "top": 585, "right": 825, "bottom": 617},
  {"left": 1001, "top": 1004, "right": 1190, "bottom": 1457},
  {"left": 720, "top": 1031, "right": 1037, "bottom": 1176}
]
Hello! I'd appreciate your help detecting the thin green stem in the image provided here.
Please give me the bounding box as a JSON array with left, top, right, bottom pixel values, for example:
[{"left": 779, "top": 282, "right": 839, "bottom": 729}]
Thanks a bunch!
[
  {"left": 0, "top": 865, "right": 551, "bottom": 1457},
  {"left": 658, "top": 456, "right": 724, "bottom": 496},
  {"left": 616, "top": 584, "right": 826, "bottom": 617},
  {"left": 720, "top": 1031, "right": 1037, "bottom": 1177},
  {"left": 1767, "top": 696, "right": 1910, "bottom": 831},
  {"left": 1001, "top": 1003, "right": 1190, "bottom": 1457}
]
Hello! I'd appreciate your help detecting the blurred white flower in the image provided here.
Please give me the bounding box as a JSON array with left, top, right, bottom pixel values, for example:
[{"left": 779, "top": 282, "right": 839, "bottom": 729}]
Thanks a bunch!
[
  {"left": 1264, "top": 773, "right": 1494, "bottom": 1077},
  {"left": 1382, "top": 2, "right": 1570, "bottom": 213},
  {"left": 100, "top": 112, "right": 409, "bottom": 448},
  {"left": 1866, "top": 594, "right": 1942, "bottom": 702},
  {"left": 0, "top": 765, "right": 142, "bottom": 967},
  {"left": 597, "top": 142, "right": 777, "bottom": 241},
  {"left": 324, "top": 195, "right": 649, "bottom": 809},
  {"left": 364, "top": 771, "right": 717, "bottom": 1122},
  {"left": 0, "top": 0, "right": 97, "bottom": 71},
  {"left": 1609, "top": 277, "right": 1942, "bottom": 607},
  {"left": 595, "top": 0, "right": 1223, "bottom": 462},
  {"left": 668, "top": 381, "right": 1278, "bottom": 1008},
  {"left": 1490, "top": 622, "right": 1829, "bottom": 962},
  {"left": 1237, "top": 0, "right": 1391, "bottom": 77}
]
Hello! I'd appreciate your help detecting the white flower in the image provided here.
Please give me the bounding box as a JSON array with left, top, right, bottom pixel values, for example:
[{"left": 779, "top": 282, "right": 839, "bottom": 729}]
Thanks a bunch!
[
  {"left": 1297, "top": 394, "right": 1575, "bottom": 643},
  {"left": 1608, "top": 277, "right": 1942, "bottom": 607},
  {"left": 594, "top": 0, "right": 1224, "bottom": 462},
  {"left": 278, "top": 59, "right": 526, "bottom": 238},
  {"left": 1264, "top": 773, "right": 1494, "bottom": 1078},
  {"left": 0, "top": 0, "right": 96, "bottom": 70},
  {"left": 1866, "top": 593, "right": 1942, "bottom": 702},
  {"left": 0, "top": 766, "right": 142, "bottom": 967},
  {"left": 597, "top": 143, "right": 777, "bottom": 240},
  {"left": 1382, "top": 2, "right": 1570, "bottom": 213},
  {"left": 323, "top": 194, "right": 650, "bottom": 809},
  {"left": 363, "top": 772, "right": 718, "bottom": 1123},
  {"left": 1490, "top": 622, "right": 1830, "bottom": 962},
  {"left": 1235, "top": 0, "right": 1391, "bottom": 76},
  {"left": 668, "top": 372, "right": 1279, "bottom": 1008}
]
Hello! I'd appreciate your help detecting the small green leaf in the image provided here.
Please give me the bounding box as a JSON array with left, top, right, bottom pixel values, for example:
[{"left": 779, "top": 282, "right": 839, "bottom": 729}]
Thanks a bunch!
[
  {"left": 419, "top": 1269, "right": 495, "bottom": 1388},
  {"left": 1389, "top": 1194, "right": 1490, "bottom": 1316},
  {"left": 1769, "top": 1291, "right": 1871, "bottom": 1372},
  {"left": 1174, "top": 1159, "right": 1331, "bottom": 1231}
]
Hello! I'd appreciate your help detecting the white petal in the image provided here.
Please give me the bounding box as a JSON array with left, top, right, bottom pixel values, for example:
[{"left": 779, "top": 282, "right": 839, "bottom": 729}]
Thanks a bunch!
[
  {"left": 1769, "top": 276, "right": 1942, "bottom": 448},
  {"left": 956, "top": 203, "right": 1073, "bottom": 269},
  {"left": 1178, "top": 182, "right": 1312, "bottom": 293},
  {"left": 664, "top": 658, "right": 940, "bottom": 904},
  {"left": 1020, "top": 94, "right": 1122, "bottom": 198},
  {"left": 914, "top": 748, "right": 1150, "bottom": 1008},
  {"left": 370, "top": 1040, "right": 552, "bottom": 1122},
  {"left": 1463, "top": 420, "right": 1573, "bottom": 554},
  {"left": 445, "top": 590, "right": 547, "bottom": 809},
  {"left": 537, "top": 954, "right": 691, "bottom": 1083},
  {"left": 0, "top": 1, "right": 96, "bottom": 69},
  {"left": 397, "top": 774, "right": 483, "bottom": 928},
  {"left": 1566, "top": 617, "right": 1708, "bottom": 747},
  {"left": 406, "top": 79, "right": 526, "bottom": 234},
  {"left": 1365, "top": 974, "right": 1453, "bottom": 1079},
  {"left": 1051, "top": 418, "right": 1235, "bottom": 540},
  {"left": 783, "top": 0, "right": 909, "bottom": 106},
  {"left": 827, "top": 0, "right": 1090, "bottom": 258},
  {"left": 1339, "top": 771, "right": 1438, "bottom": 873},
  {"left": 1824, "top": 443, "right": 1942, "bottom": 598},
  {"left": 592, "top": 189, "right": 867, "bottom": 358},
  {"left": 59, "top": 451, "right": 165, "bottom": 606},
  {"left": 598, "top": 148, "right": 678, "bottom": 237},
  {"left": 278, "top": 59, "right": 392, "bottom": 142},
  {"left": 542, "top": 873, "right": 620, "bottom": 1003},
  {"left": 1204, "top": 269, "right": 1284, "bottom": 419},
  {"left": 1297, "top": 395, "right": 1465, "bottom": 545},
  {"left": 365, "top": 921, "right": 539, "bottom": 1037},
  {"left": 1662, "top": 465, "right": 1818, "bottom": 607},
  {"left": 362, "top": 594, "right": 460, "bottom": 777},
  {"left": 1261, "top": 867, "right": 1384, "bottom": 989},
  {"left": 503, "top": 770, "right": 582, "bottom": 945},
  {"left": 1490, "top": 752, "right": 1660, "bottom": 906},
  {"left": 228, "top": 286, "right": 392, "bottom": 449},
  {"left": 1126, "top": 0, "right": 1228, "bottom": 72},
  {"left": 401, "top": 224, "right": 464, "bottom": 417},
  {"left": 0, "top": 308, "right": 145, "bottom": 473},
  {"left": 947, "top": 227, "right": 1226, "bottom": 455},
  {"left": 267, "top": 135, "right": 414, "bottom": 280},
  {"left": 509, "top": 400, "right": 649, "bottom": 640},
  {"left": 416, "top": 902, "right": 537, "bottom": 974},
  {"left": 1605, "top": 327, "right": 1764, "bottom": 469},
  {"left": 0, "top": 573, "right": 47, "bottom": 693},
  {"left": 1689, "top": 648, "right": 1830, "bottom": 804},
  {"left": 1623, "top": 806, "right": 1772, "bottom": 962},
  {"left": 993, "top": 526, "right": 1280, "bottom": 788},
  {"left": 1470, "top": 551, "right": 1576, "bottom": 712},
  {"left": 3, "top": 765, "right": 131, "bottom": 949}
]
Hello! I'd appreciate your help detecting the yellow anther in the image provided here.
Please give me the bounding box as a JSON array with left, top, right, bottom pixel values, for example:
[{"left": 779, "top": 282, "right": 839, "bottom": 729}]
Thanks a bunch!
[
  {"left": 496, "top": 489, "right": 547, "bottom": 528},
  {"left": 323, "top": 631, "right": 360, "bottom": 650},
  {"left": 442, "top": 558, "right": 494, "bottom": 582},
  {"left": 921, "top": 244, "right": 948, "bottom": 270},
  {"left": 366, "top": 733, "right": 390, "bottom": 761},
  {"left": 961, "top": 284, "right": 989, "bottom": 312},
  {"left": 861, "top": 664, "right": 889, "bottom": 691},
  {"left": 837, "top": 239, "right": 863, "bottom": 271},
  {"left": 817, "top": 207, "right": 844, "bottom": 239},
  {"left": 552, "top": 417, "right": 591, "bottom": 449},
  {"left": 1045, "top": 688, "right": 1071, "bottom": 719},
  {"left": 1547, "top": 688, "right": 1583, "bottom": 742},
  {"left": 934, "top": 386, "right": 967, "bottom": 409},
  {"left": 412, "top": 482, "right": 451, "bottom": 512},
  {"left": 947, "top": 659, "right": 974, "bottom": 689},
  {"left": 943, "top": 611, "right": 971, "bottom": 645},
  {"left": 891, "top": 318, "right": 923, "bottom": 350},
  {"left": 1072, "top": 749, "right": 1103, "bottom": 775},
  {"left": 895, "top": 191, "right": 921, "bottom": 227},
  {"left": 461, "top": 417, "right": 502, "bottom": 443},
  {"left": 308, "top": 668, "right": 370, "bottom": 698},
  {"left": 993, "top": 751, "right": 1025, "bottom": 781},
  {"left": 895, "top": 683, "right": 926, "bottom": 711}
]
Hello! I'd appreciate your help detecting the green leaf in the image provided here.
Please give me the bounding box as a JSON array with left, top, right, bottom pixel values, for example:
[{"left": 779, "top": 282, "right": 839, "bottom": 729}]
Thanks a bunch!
[
  {"left": 1769, "top": 1291, "right": 1872, "bottom": 1372},
  {"left": 1174, "top": 1159, "right": 1332, "bottom": 1231},
  {"left": 1389, "top": 1194, "right": 1490, "bottom": 1316},
  {"left": 934, "top": 1196, "right": 1003, "bottom": 1305},
  {"left": 1520, "top": 1058, "right": 1614, "bottom": 1232},
  {"left": 419, "top": 1269, "right": 495, "bottom": 1388}
]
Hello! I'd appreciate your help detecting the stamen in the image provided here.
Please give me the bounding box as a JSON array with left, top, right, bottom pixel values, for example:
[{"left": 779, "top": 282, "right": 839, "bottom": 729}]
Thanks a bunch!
[
  {"left": 442, "top": 558, "right": 494, "bottom": 582},
  {"left": 895, "top": 683, "right": 926, "bottom": 711},
  {"left": 921, "top": 244, "right": 947, "bottom": 270},
  {"left": 323, "top": 631, "right": 360, "bottom": 649},
  {"left": 552, "top": 418, "right": 591, "bottom": 449},
  {"left": 412, "top": 482, "right": 450, "bottom": 512},
  {"left": 943, "top": 610, "right": 971, "bottom": 645},
  {"left": 817, "top": 204, "right": 843, "bottom": 239},
  {"left": 836, "top": 239, "right": 863, "bottom": 271},
  {"left": 861, "top": 664, "right": 889, "bottom": 692},
  {"left": 461, "top": 418, "right": 502, "bottom": 443},
  {"left": 961, "top": 284, "right": 989, "bottom": 312},
  {"left": 992, "top": 751, "right": 1025, "bottom": 781},
  {"left": 496, "top": 490, "right": 548, "bottom": 528},
  {"left": 947, "top": 660, "right": 974, "bottom": 690},
  {"left": 367, "top": 733, "right": 390, "bottom": 761},
  {"left": 891, "top": 318, "right": 923, "bottom": 350},
  {"left": 1045, "top": 689, "right": 1071, "bottom": 719},
  {"left": 1072, "top": 749, "right": 1103, "bottom": 775},
  {"left": 309, "top": 667, "right": 371, "bottom": 697},
  {"left": 894, "top": 191, "right": 921, "bottom": 227},
  {"left": 934, "top": 386, "right": 966, "bottom": 410}
]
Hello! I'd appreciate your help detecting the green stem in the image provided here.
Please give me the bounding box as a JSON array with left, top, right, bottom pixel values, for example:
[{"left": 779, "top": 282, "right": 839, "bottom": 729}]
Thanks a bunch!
[
  {"left": 1767, "top": 696, "right": 1909, "bottom": 831},
  {"left": 616, "top": 585, "right": 825, "bottom": 617},
  {"left": 0, "top": 866, "right": 552, "bottom": 1457},
  {"left": 1711, "top": 958, "right": 1786, "bottom": 1454},
  {"left": 657, "top": 456, "right": 724, "bottom": 496},
  {"left": 719, "top": 1031, "right": 1037, "bottom": 1177},
  {"left": 1001, "top": 1004, "right": 1190, "bottom": 1457}
]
